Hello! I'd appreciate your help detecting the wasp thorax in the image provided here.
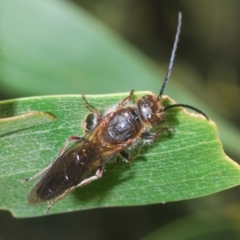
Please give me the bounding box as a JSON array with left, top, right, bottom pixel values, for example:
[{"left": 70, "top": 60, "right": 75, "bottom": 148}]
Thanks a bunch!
[{"left": 137, "top": 94, "right": 164, "bottom": 125}]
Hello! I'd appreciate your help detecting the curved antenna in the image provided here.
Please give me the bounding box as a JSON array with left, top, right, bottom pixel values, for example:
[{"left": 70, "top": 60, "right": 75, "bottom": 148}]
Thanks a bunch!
[
  {"left": 163, "top": 104, "right": 209, "bottom": 120},
  {"left": 158, "top": 12, "right": 182, "bottom": 100}
]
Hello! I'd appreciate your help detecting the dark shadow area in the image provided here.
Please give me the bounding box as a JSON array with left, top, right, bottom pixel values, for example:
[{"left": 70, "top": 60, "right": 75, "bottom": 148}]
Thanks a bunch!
[
  {"left": 0, "top": 97, "right": 17, "bottom": 119},
  {"left": 0, "top": 200, "right": 188, "bottom": 240}
]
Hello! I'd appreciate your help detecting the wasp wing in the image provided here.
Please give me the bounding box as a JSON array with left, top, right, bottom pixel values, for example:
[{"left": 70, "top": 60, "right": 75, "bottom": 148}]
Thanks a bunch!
[{"left": 27, "top": 124, "right": 121, "bottom": 205}]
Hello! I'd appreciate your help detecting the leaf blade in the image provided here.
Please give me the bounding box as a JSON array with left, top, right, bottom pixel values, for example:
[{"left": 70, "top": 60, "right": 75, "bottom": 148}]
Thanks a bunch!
[
  {"left": 0, "top": 111, "right": 55, "bottom": 136},
  {"left": 0, "top": 93, "right": 239, "bottom": 217}
]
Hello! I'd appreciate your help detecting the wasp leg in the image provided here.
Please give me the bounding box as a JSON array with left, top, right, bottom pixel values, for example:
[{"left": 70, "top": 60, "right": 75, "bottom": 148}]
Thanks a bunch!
[
  {"left": 141, "top": 127, "right": 174, "bottom": 141},
  {"left": 22, "top": 136, "right": 82, "bottom": 183},
  {"left": 82, "top": 93, "right": 102, "bottom": 121},
  {"left": 21, "top": 164, "right": 53, "bottom": 183},
  {"left": 77, "top": 165, "right": 104, "bottom": 187},
  {"left": 141, "top": 132, "right": 158, "bottom": 140},
  {"left": 84, "top": 113, "right": 99, "bottom": 133},
  {"left": 120, "top": 150, "right": 132, "bottom": 162},
  {"left": 58, "top": 136, "right": 82, "bottom": 156},
  {"left": 140, "top": 132, "right": 158, "bottom": 145},
  {"left": 118, "top": 90, "right": 134, "bottom": 107},
  {"left": 44, "top": 165, "right": 104, "bottom": 214}
]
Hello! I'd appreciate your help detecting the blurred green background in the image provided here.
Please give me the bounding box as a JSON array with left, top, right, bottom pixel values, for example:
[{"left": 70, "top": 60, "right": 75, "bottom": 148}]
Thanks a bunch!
[{"left": 1, "top": 0, "right": 240, "bottom": 239}]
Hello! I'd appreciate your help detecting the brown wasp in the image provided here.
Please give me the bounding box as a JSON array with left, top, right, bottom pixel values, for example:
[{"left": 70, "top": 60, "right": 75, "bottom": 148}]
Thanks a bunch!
[{"left": 22, "top": 12, "right": 208, "bottom": 214}]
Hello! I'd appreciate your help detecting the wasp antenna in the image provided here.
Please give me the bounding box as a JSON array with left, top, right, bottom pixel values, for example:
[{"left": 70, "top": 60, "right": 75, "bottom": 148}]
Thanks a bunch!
[
  {"left": 164, "top": 104, "right": 209, "bottom": 120},
  {"left": 158, "top": 12, "right": 182, "bottom": 100}
]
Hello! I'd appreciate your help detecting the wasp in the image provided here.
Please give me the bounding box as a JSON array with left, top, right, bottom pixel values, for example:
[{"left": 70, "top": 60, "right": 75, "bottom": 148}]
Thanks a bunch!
[{"left": 22, "top": 12, "right": 208, "bottom": 214}]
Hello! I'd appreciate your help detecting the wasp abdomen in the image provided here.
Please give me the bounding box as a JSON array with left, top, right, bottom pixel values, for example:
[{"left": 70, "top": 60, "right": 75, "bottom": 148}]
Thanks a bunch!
[{"left": 28, "top": 142, "right": 97, "bottom": 203}]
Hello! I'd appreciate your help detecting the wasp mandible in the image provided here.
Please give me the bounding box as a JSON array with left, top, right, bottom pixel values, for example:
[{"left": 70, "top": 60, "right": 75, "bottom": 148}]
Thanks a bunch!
[{"left": 23, "top": 12, "right": 208, "bottom": 214}]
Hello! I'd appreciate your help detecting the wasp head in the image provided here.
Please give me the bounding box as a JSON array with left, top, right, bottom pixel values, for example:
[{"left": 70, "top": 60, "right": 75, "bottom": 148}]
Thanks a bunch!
[
  {"left": 137, "top": 94, "right": 165, "bottom": 126},
  {"left": 135, "top": 13, "right": 182, "bottom": 127}
]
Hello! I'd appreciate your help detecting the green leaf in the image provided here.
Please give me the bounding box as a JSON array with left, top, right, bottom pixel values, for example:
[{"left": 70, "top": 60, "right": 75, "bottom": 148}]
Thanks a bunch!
[
  {"left": 0, "top": 93, "right": 239, "bottom": 218},
  {"left": 1, "top": 0, "right": 239, "bottom": 159},
  {"left": 0, "top": 110, "right": 55, "bottom": 136}
]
